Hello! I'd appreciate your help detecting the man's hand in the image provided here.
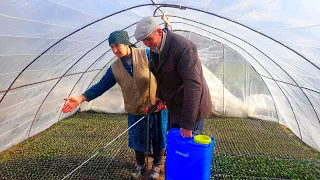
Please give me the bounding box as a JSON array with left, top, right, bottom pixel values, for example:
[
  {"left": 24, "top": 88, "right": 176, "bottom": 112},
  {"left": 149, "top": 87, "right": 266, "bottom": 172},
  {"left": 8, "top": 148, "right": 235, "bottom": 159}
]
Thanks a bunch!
[
  {"left": 152, "top": 98, "right": 167, "bottom": 112},
  {"left": 180, "top": 128, "right": 192, "bottom": 138},
  {"left": 62, "top": 95, "right": 86, "bottom": 113}
]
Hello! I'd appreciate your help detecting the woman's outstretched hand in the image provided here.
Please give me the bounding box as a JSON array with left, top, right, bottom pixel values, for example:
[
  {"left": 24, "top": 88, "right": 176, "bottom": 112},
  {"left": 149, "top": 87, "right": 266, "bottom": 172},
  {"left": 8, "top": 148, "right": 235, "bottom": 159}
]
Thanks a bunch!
[{"left": 62, "top": 95, "right": 86, "bottom": 113}]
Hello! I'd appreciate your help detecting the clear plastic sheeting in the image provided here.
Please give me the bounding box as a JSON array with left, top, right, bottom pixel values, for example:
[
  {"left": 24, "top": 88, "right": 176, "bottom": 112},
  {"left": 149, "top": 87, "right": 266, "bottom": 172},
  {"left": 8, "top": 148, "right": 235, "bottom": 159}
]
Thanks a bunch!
[
  {"left": 278, "top": 83, "right": 319, "bottom": 126},
  {"left": 0, "top": 72, "right": 20, "bottom": 91},
  {"left": 304, "top": 90, "right": 320, "bottom": 121},
  {"left": 0, "top": 35, "right": 59, "bottom": 58},
  {"left": 29, "top": 74, "right": 82, "bottom": 137},
  {"left": 161, "top": 10, "right": 320, "bottom": 92},
  {"left": 80, "top": 83, "right": 125, "bottom": 113},
  {"left": 169, "top": 19, "right": 295, "bottom": 83},
  {"left": 0, "top": 80, "right": 59, "bottom": 151},
  {"left": 66, "top": 41, "right": 110, "bottom": 75},
  {"left": 175, "top": 31, "right": 276, "bottom": 120},
  {"left": 245, "top": 66, "right": 277, "bottom": 121},
  {"left": 0, "top": 121, "right": 32, "bottom": 152},
  {"left": 0, "top": 0, "right": 97, "bottom": 27},
  {"left": 0, "top": 0, "right": 319, "bottom": 152},
  {"left": 88, "top": 53, "right": 116, "bottom": 71},
  {"left": 11, "top": 53, "right": 84, "bottom": 88},
  {"left": 236, "top": 1, "right": 320, "bottom": 47},
  {"left": 0, "top": 14, "right": 75, "bottom": 39},
  {"left": 278, "top": 83, "right": 320, "bottom": 150},
  {"left": 0, "top": 81, "right": 58, "bottom": 113},
  {"left": 262, "top": 78, "right": 301, "bottom": 139},
  {"left": 7, "top": 7, "right": 148, "bottom": 90},
  {"left": 299, "top": 123, "right": 320, "bottom": 152},
  {"left": 70, "top": 71, "right": 101, "bottom": 98},
  {"left": 80, "top": 65, "right": 125, "bottom": 114},
  {"left": 0, "top": 55, "right": 37, "bottom": 88},
  {"left": 63, "top": 71, "right": 101, "bottom": 118},
  {"left": 48, "top": 0, "right": 130, "bottom": 18}
]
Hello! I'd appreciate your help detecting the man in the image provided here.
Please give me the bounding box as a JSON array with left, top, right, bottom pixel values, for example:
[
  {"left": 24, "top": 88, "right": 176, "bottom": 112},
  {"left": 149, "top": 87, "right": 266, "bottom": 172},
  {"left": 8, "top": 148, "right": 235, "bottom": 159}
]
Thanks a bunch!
[{"left": 134, "top": 16, "right": 212, "bottom": 138}]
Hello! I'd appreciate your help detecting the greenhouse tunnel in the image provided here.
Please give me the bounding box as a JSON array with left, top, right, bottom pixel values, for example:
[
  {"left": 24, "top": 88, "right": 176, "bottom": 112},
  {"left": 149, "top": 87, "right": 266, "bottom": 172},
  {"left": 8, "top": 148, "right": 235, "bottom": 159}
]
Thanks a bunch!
[{"left": 0, "top": 0, "right": 320, "bottom": 179}]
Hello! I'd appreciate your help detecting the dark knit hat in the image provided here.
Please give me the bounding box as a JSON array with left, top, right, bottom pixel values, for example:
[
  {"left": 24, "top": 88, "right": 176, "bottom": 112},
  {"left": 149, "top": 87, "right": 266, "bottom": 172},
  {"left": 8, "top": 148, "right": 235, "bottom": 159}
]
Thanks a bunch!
[{"left": 108, "top": 30, "right": 130, "bottom": 46}]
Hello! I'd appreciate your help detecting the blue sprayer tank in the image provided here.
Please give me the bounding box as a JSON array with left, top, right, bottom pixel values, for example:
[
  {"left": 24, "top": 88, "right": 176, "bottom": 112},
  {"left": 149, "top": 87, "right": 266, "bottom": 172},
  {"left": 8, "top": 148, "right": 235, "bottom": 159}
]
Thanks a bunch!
[{"left": 165, "top": 128, "right": 215, "bottom": 180}]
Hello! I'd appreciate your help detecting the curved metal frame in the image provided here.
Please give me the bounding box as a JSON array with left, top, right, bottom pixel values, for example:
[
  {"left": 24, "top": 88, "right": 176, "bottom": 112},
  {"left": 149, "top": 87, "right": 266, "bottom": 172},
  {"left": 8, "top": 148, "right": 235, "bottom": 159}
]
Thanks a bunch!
[
  {"left": 174, "top": 29, "right": 279, "bottom": 119},
  {"left": 171, "top": 23, "right": 320, "bottom": 139},
  {"left": 66, "top": 16, "right": 320, "bottom": 140},
  {"left": 80, "top": 25, "right": 303, "bottom": 137},
  {"left": 61, "top": 22, "right": 169, "bottom": 116},
  {"left": 57, "top": 47, "right": 123, "bottom": 120},
  {"left": 171, "top": 28, "right": 302, "bottom": 138},
  {"left": 155, "top": 7, "right": 320, "bottom": 129},
  {"left": 165, "top": 17, "right": 320, "bottom": 126},
  {"left": 153, "top": 4, "right": 320, "bottom": 71},
  {"left": 0, "top": 3, "right": 156, "bottom": 104},
  {"left": 177, "top": 29, "right": 320, "bottom": 140},
  {"left": 25, "top": 22, "right": 137, "bottom": 137},
  {"left": 2, "top": 3, "right": 319, "bottom": 98},
  {"left": 1, "top": 2, "right": 319, "bottom": 146}
]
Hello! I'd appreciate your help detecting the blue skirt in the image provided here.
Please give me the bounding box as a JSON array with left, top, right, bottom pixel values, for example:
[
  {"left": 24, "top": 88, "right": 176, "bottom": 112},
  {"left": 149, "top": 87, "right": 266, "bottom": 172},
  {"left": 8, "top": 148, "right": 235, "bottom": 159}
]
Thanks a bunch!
[{"left": 128, "top": 109, "right": 168, "bottom": 152}]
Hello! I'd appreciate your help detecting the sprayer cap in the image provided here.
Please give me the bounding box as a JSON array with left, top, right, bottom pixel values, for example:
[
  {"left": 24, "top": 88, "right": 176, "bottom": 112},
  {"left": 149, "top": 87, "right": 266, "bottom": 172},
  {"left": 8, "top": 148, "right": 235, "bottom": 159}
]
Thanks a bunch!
[{"left": 194, "top": 135, "right": 212, "bottom": 145}]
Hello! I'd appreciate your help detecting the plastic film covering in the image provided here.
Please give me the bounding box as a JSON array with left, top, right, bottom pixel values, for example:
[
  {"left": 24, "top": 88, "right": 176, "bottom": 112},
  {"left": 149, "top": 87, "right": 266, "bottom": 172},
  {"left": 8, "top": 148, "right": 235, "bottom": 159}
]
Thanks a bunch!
[
  {"left": 61, "top": 70, "right": 100, "bottom": 120},
  {"left": 262, "top": 78, "right": 301, "bottom": 138},
  {"left": 80, "top": 64, "right": 125, "bottom": 114},
  {"left": 0, "top": 0, "right": 96, "bottom": 91},
  {"left": 0, "top": 80, "right": 59, "bottom": 151},
  {"left": 169, "top": 19, "right": 294, "bottom": 83},
  {"left": 304, "top": 90, "right": 320, "bottom": 122},
  {"left": 88, "top": 52, "right": 115, "bottom": 71},
  {"left": 29, "top": 74, "right": 82, "bottom": 137},
  {"left": 277, "top": 83, "right": 320, "bottom": 150},
  {"left": 157, "top": 8, "right": 320, "bottom": 92},
  {"left": 8, "top": 5, "right": 149, "bottom": 89},
  {"left": 175, "top": 31, "right": 277, "bottom": 120},
  {"left": 66, "top": 41, "right": 110, "bottom": 75},
  {"left": 175, "top": 25, "right": 272, "bottom": 78}
]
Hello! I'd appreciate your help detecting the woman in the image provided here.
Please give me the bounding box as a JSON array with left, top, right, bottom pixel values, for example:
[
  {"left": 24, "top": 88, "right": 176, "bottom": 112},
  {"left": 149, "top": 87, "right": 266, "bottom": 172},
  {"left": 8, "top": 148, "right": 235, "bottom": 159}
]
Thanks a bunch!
[{"left": 62, "top": 30, "right": 167, "bottom": 180}]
